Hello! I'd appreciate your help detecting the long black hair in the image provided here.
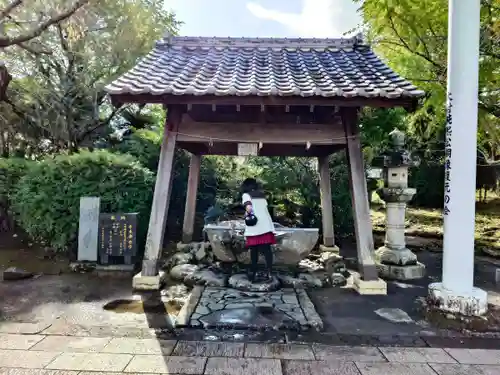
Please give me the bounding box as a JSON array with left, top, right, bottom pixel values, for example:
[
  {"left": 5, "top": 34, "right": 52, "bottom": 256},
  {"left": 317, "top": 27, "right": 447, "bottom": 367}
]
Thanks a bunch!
[{"left": 240, "top": 178, "right": 265, "bottom": 198}]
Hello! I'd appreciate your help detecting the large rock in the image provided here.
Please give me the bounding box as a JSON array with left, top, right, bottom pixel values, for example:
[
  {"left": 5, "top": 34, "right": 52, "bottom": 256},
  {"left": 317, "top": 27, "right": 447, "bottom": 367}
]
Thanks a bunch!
[
  {"left": 2, "top": 267, "right": 33, "bottom": 281},
  {"left": 162, "top": 252, "right": 193, "bottom": 271},
  {"left": 184, "top": 269, "right": 227, "bottom": 287},
  {"left": 278, "top": 273, "right": 324, "bottom": 288},
  {"left": 228, "top": 273, "right": 280, "bottom": 292},
  {"left": 169, "top": 264, "right": 200, "bottom": 281}
]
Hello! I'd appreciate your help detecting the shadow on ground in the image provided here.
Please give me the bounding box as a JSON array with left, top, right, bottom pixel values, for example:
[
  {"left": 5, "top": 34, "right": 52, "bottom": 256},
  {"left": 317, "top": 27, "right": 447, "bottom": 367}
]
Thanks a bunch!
[{"left": 1, "top": 245, "right": 500, "bottom": 345}]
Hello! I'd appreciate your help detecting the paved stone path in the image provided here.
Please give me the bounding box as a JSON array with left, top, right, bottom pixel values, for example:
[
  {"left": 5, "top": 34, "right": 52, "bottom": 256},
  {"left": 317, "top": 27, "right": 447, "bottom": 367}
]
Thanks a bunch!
[{"left": 1, "top": 333, "right": 500, "bottom": 374}]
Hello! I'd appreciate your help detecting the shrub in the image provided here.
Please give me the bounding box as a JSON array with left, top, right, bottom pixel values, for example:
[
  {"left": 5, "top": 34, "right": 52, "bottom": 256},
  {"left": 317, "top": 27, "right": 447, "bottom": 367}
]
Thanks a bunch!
[
  {"left": 0, "top": 158, "right": 33, "bottom": 231},
  {"left": 329, "top": 152, "right": 354, "bottom": 239},
  {"left": 409, "top": 162, "right": 444, "bottom": 208},
  {"left": 11, "top": 150, "right": 155, "bottom": 251}
]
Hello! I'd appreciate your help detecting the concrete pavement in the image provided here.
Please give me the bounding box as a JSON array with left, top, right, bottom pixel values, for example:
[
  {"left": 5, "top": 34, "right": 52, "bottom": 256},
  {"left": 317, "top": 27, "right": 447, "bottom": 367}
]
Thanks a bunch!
[{"left": 1, "top": 333, "right": 500, "bottom": 375}]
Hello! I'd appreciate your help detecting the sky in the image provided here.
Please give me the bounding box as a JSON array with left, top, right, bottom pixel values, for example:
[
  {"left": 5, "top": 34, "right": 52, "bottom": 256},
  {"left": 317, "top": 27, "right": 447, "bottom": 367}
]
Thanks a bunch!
[{"left": 164, "top": 0, "right": 362, "bottom": 38}]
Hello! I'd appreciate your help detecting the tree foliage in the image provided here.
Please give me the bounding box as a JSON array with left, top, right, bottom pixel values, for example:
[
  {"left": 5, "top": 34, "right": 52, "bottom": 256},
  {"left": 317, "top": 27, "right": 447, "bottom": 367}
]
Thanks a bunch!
[
  {"left": 355, "top": 0, "right": 499, "bottom": 158},
  {"left": 0, "top": 0, "right": 181, "bottom": 154}
]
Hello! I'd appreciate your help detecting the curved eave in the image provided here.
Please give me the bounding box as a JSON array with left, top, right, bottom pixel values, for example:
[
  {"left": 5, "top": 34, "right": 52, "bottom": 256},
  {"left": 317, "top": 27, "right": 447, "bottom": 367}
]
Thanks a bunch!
[{"left": 108, "top": 92, "right": 423, "bottom": 112}]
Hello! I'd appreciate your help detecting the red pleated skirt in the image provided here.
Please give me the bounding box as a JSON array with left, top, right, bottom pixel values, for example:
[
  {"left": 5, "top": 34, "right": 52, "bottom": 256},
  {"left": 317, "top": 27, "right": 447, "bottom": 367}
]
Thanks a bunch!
[{"left": 245, "top": 231, "right": 276, "bottom": 247}]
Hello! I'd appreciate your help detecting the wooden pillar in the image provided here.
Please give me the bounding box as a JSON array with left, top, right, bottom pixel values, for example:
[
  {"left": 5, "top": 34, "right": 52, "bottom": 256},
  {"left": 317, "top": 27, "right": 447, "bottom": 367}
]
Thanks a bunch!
[
  {"left": 182, "top": 153, "right": 201, "bottom": 243},
  {"left": 342, "top": 107, "right": 378, "bottom": 281},
  {"left": 141, "top": 106, "right": 181, "bottom": 277},
  {"left": 317, "top": 156, "right": 335, "bottom": 247}
]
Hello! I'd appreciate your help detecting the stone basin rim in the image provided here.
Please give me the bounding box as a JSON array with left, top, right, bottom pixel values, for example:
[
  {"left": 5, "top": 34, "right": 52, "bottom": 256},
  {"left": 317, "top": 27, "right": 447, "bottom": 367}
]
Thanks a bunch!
[{"left": 204, "top": 226, "right": 319, "bottom": 232}]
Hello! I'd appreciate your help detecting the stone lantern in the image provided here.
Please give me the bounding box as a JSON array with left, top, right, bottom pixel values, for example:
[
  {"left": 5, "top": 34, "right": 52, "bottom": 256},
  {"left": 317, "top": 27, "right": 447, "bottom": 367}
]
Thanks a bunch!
[{"left": 374, "top": 128, "right": 425, "bottom": 280}]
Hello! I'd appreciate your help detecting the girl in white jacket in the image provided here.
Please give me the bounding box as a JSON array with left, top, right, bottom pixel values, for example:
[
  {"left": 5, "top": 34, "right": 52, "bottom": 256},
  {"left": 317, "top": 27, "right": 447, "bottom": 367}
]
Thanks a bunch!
[{"left": 240, "top": 178, "right": 275, "bottom": 281}]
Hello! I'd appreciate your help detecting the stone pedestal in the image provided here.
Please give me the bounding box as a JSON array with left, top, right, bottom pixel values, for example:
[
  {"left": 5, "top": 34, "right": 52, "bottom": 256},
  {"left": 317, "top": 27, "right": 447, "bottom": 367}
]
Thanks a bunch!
[
  {"left": 375, "top": 188, "right": 425, "bottom": 280},
  {"left": 132, "top": 271, "right": 166, "bottom": 290},
  {"left": 351, "top": 272, "right": 387, "bottom": 295},
  {"left": 428, "top": 282, "right": 488, "bottom": 316},
  {"left": 319, "top": 245, "right": 340, "bottom": 253}
]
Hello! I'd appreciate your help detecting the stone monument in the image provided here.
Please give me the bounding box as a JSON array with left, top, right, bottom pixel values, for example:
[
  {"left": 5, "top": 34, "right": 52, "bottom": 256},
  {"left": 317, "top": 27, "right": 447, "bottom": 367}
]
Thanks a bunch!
[
  {"left": 77, "top": 197, "right": 100, "bottom": 262},
  {"left": 374, "top": 129, "right": 425, "bottom": 280}
]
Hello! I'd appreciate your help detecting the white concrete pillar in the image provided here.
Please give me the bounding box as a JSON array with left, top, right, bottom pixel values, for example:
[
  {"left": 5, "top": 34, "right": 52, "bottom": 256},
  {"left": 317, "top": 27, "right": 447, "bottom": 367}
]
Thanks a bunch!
[{"left": 428, "top": 0, "right": 487, "bottom": 315}]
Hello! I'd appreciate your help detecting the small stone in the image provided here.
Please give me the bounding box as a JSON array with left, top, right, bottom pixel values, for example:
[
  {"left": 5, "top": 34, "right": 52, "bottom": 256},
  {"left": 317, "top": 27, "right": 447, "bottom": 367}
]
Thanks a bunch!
[
  {"left": 298, "top": 259, "right": 324, "bottom": 272},
  {"left": 208, "top": 303, "right": 225, "bottom": 311},
  {"left": 374, "top": 308, "right": 414, "bottom": 323},
  {"left": 2, "top": 267, "right": 33, "bottom": 281},
  {"left": 69, "top": 262, "right": 96, "bottom": 273},
  {"left": 176, "top": 242, "right": 192, "bottom": 252},
  {"left": 278, "top": 273, "right": 323, "bottom": 288},
  {"left": 445, "top": 313, "right": 456, "bottom": 320},
  {"left": 194, "top": 305, "right": 210, "bottom": 315},
  {"left": 184, "top": 269, "right": 227, "bottom": 287},
  {"left": 331, "top": 261, "right": 348, "bottom": 274},
  {"left": 331, "top": 273, "right": 347, "bottom": 286},
  {"left": 162, "top": 252, "right": 194, "bottom": 270},
  {"left": 193, "top": 242, "right": 208, "bottom": 261},
  {"left": 228, "top": 273, "right": 280, "bottom": 292},
  {"left": 169, "top": 264, "right": 200, "bottom": 281},
  {"left": 190, "top": 319, "right": 202, "bottom": 327},
  {"left": 319, "top": 251, "right": 343, "bottom": 263}
]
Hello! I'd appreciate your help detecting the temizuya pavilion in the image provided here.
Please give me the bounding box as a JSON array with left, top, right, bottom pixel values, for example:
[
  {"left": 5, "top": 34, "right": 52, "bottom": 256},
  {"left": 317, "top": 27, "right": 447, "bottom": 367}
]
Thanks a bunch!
[{"left": 105, "top": 35, "right": 423, "bottom": 293}]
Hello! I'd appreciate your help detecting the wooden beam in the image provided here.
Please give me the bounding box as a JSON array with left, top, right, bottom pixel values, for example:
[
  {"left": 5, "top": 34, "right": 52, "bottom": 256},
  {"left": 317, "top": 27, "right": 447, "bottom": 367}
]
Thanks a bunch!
[
  {"left": 110, "top": 93, "right": 418, "bottom": 110},
  {"left": 186, "top": 105, "right": 338, "bottom": 125},
  {"left": 342, "top": 107, "right": 379, "bottom": 281},
  {"left": 177, "top": 115, "right": 345, "bottom": 145},
  {"left": 318, "top": 156, "right": 335, "bottom": 247},
  {"left": 177, "top": 142, "right": 340, "bottom": 157},
  {"left": 141, "top": 105, "right": 182, "bottom": 277},
  {"left": 182, "top": 154, "right": 201, "bottom": 243}
]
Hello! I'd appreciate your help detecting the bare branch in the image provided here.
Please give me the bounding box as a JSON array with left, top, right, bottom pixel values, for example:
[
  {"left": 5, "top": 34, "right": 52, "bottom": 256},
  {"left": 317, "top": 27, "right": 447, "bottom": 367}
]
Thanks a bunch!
[
  {"left": 76, "top": 104, "right": 125, "bottom": 145},
  {"left": 0, "top": 0, "right": 90, "bottom": 47},
  {"left": 0, "top": 0, "right": 22, "bottom": 21}
]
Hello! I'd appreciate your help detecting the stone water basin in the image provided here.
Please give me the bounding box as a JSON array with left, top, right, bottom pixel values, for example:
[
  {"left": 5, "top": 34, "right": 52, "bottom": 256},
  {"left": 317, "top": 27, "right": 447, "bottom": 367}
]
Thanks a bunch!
[{"left": 204, "top": 220, "right": 319, "bottom": 265}]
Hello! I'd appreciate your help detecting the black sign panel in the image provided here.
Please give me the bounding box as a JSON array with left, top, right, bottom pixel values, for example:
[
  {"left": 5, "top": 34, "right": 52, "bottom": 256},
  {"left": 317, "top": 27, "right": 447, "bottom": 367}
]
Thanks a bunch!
[{"left": 98, "top": 213, "right": 138, "bottom": 265}]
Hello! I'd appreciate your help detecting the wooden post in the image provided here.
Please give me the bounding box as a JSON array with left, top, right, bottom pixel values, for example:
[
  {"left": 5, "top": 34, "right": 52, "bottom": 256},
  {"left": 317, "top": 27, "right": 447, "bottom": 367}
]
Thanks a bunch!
[
  {"left": 141, "top": 106, "right": 181, "bottom": 277},
  {"left": 317, "top": 156, "right": 335, "bottom": 247},
  {"left": 182, "top": 153, "right": 201, "bottom": 243},
  {"left": 342, "top": 107, "right": 378, "bottom": 281}
]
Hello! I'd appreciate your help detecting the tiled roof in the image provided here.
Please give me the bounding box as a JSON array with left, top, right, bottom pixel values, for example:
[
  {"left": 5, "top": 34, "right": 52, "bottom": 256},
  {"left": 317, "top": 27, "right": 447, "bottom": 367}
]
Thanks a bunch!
[{"left": 105, "top": 35, "right": 424, "bottom": 99}]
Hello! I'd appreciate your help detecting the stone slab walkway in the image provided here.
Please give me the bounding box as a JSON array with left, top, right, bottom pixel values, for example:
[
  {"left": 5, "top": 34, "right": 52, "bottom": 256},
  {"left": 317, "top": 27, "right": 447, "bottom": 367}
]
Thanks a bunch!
[{"left": 1, "top": 333, "right": 500, "bottom": 375}]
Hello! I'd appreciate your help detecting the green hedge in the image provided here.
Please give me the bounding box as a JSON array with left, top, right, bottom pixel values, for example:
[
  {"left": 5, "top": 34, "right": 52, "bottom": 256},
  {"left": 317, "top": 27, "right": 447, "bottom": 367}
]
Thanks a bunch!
[
  {"left": 0, "top": 158, "right": 33, "bottom": 231},
  {"left": 10, "top": 150, "right": 155, "bottom": 251}
]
